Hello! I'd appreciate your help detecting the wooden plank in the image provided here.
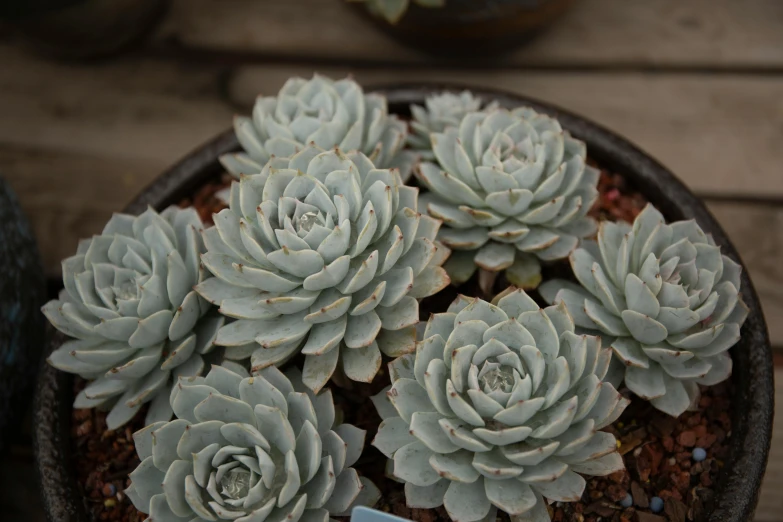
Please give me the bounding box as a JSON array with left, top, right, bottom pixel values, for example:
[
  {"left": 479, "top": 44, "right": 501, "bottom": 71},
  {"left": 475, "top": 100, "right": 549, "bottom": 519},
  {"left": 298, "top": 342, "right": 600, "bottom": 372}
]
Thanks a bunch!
[
  {"left": 228, "top": 65, "right": 783, "bottom": 197},
  {"left": 1, "top": 45, "right": 781, "bottom": 197},
  {"left": 754, "top": 366, "right": 783, "bottom": 522},
  {"left": 706, "top": 202, "right": 783, "bottom": 349},
  {"left": 153, "top": 0, "right": 783, "bottom": 68},
  {"left": 0, "top": 46, "right": 231, "bottom": 166},
  {"left": 0, "top": 144, "right": 165, "bottom": 276},
  {"left": 1, "top": 46, "right": 782, "bottom": 197}
]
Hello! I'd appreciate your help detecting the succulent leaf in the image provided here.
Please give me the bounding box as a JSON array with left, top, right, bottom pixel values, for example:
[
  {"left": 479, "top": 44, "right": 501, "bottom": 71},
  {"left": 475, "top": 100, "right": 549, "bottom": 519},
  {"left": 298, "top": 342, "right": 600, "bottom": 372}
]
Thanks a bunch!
[
  {"left": 539, "top": 204, "right": 748, "bottom": 416},
  {"left": 128, "top": 365, "right": 378, "bottom": 521},
  {"left": 44, "top": 207, "right": 222, "bottom": 429},
  {"left": 372, "top": 290, "right": 628, "bottom": 521}
]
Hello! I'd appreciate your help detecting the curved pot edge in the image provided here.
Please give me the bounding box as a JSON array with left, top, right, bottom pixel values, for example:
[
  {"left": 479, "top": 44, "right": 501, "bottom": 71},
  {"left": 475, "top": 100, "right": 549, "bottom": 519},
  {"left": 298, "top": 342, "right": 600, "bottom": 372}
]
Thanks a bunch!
[
  {"left": 33, "top": 129, "right": 238, "bottom": 522},
  {"left": 34, "top": 84, "right": 773, "bottom": 522}
]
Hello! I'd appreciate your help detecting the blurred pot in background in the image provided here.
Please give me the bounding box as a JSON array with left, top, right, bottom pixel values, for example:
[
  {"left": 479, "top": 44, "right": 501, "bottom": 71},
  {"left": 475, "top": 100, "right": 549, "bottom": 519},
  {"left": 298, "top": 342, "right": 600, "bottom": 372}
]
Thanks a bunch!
[
  {"left": 348, "top": 0, "right": 577, "bottom": 56},
  {"left": 0, "top": 177, "right": 44, "bottom": 454},
  {"left": 0, "top": 0, "right": 168, "bottom": 60}
]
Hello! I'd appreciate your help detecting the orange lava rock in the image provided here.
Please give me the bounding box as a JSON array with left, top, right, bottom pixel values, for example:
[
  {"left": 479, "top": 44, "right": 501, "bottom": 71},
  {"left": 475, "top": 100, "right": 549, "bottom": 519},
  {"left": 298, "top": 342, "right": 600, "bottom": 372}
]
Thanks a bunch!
[{"left": 678, "top": 430, "right": 696, "bottom": 447}]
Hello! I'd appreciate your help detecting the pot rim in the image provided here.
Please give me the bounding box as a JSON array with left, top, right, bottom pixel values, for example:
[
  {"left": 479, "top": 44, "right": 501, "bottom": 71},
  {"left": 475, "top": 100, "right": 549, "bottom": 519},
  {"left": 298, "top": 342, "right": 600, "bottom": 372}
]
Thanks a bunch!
[{"left": 34, "top": 83, "right": 773, "bottom": 522}]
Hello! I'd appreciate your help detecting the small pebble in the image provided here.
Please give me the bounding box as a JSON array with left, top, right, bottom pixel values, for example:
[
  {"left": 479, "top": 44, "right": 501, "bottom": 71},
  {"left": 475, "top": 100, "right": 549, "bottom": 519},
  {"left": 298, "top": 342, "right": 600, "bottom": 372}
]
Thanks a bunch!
[
  {"left": 620, "top": 494, "right": 633, "bottom": 508},
  {"left": 668, "top": 457, "right": 676, "bottom": 466},
  {"left": 693, "top": 447, "right": 707, "bottom": 462},
  {"left": 103, "top": 499, "right": 116, "bottom": 508},
  {"left": 650, "top": 497, "right": 664, "bottom": 513},
  {"left": 102, "top": 483, "right": 116, "bottom": 497}
]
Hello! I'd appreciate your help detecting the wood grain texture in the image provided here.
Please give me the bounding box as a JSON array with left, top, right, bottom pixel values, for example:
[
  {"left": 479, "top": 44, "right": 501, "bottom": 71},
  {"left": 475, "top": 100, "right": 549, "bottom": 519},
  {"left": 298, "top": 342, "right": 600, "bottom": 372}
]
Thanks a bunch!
[
  {"left": 152, "top": 0, "right": 783, "bottom": 68},
  {"left": 0, "top": 46, "right": 231, "bottom": 166},
  {"left": 0, "top": 144, "right": 163, "bottom": 275},
  {"left": 1, "top": 47, "right": 782, "bottom": 197}
]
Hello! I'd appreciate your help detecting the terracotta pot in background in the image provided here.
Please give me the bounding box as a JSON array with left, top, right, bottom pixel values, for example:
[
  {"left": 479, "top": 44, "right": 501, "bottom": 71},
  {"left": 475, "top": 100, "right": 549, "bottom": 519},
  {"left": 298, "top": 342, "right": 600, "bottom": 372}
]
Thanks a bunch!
[
  {"left": 350, "top": 0, "right": 578, "bottom": 57},
  {"left": 34, "top": 85, "right": 773, "bottom": 522},
  {"left": 0, "top": 0, "right": 169, "bottom": 60}
]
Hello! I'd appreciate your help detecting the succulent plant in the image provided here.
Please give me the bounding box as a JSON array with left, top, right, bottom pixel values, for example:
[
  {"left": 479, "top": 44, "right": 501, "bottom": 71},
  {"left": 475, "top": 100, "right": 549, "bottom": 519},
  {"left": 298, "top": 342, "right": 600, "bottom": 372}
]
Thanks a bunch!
[
  {"left": 408, "top": 91, "right": 498, "bottom": 160},
  {"left": 372, "top": 289, "right": 629, "bottom": 522},
  {"left": 127, "top": 364, "right": 380, "bottom": 522},
  {"left": 43, "top": 207, "right": 222, "bottom": 429},
  {"left": 196, "top": 145, "right": 450, "bottom": 393},
  {"left": 348, "top": 0, "right": 446, "bottom": 24},
  {"left": 539, "top": 204, "right": 748, "bottom": 417},
  {"left": 220, "top": 74, "right": 416, "bottom": 182},
  {"left": 415, "top": 107, "right": 599, "bottom": 291}
]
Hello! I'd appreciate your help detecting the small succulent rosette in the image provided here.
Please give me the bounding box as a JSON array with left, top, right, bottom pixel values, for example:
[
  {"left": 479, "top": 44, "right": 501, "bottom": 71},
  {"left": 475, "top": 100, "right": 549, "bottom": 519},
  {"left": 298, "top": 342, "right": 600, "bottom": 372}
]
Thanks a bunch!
[
  {"left": 350, "top": 0, "right": 445, "bottom": 24},
  {"left": 127, "top": 364, "right": 379, "bottom": 522},
  {"left": 540, "top": 204, "right": 749, "bottom": 417},
  {"left": 43, "top": 207, "right": 223, "bottom": 428},
  {"left": 415, "top": 107, "right": 599, "bottom": 291},
  {"left": 407, "top": 91, "right": 498, "bottom": 160},
  {"left": 221, "top": 74, "right": 416, "bottom": 182},
  {"left": 196, "top": 145, "right": 450, "bottom": 393},
  {"left": 372, "top": 290, "right": 629, "bottom": 522}
]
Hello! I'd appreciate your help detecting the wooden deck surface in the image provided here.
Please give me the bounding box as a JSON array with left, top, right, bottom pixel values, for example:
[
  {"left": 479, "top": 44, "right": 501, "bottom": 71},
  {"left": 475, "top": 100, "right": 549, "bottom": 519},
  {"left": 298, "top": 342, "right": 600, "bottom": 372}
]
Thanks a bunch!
[{"left": 0, "top": 0, "right": 780, "bottom": 519}]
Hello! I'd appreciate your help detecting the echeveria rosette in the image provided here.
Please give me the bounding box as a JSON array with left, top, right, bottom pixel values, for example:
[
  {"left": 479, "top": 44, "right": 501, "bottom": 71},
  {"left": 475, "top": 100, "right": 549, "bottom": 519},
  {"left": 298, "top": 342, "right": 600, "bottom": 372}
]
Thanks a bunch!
[
  {"left": 371, "top": 290, "right": 629, "bottom": 522},
  {"left": 196, "top": 145, "right": 451, "bottom": 393},
  {"left": 539, "top": 204, "right": 749, "bottom": 417},
  {"left": 408, "top": 91, "right": 499, "bottom": 160},
  {"left": 127, "top": 364, "right": 380, "bottom": 522},
  {"left": 221, "top": 74, "right": 416, "bottom": 182},
  {"left": 416, "top": 107, "right": 599, "bottom": 290},
  {"left": 43, "top": 207, "right": 223, "bottom": 429},
  {"left": 350, "top": 0, "right": 445, "bottom": 24}
]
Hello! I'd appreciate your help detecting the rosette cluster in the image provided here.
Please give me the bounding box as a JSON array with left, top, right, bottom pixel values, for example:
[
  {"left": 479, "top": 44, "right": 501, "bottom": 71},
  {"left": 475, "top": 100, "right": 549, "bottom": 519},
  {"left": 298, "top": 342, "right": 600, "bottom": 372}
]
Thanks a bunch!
[
  {"left": 43, "top": 207, "right": 221, "bottom": 428},
  {"left": 196, "top": 145, "right": 450, "bottom": 392},
  {"left": 540, "top": 204, "right": 748, "bottom": 416},
  {"left": 416, "top": 107, "right": 599, "bottom": 288},
  {"left": 221, "top": 74, "right": 415, "bottom": 181},
  {"left": 127, "top": 364, "right": 379, "bottom": 522},
  {"left": 372, "top": 290, "right": 629, "bottom": 522}
]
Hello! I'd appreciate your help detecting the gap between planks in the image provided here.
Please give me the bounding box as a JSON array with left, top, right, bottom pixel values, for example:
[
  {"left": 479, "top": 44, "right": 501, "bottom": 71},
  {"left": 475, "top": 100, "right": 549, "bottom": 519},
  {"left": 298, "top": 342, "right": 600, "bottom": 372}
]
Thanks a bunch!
[{"left": 151, "top": 0, "right": 783, "bottom": 69}]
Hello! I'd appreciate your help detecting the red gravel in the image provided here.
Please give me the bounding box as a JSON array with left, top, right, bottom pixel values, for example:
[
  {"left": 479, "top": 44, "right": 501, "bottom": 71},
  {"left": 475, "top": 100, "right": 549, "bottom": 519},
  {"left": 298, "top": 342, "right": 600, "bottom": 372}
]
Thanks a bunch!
[
  {"left": 177, "top": 173, "right": 231, "bottom": 224},
  {"left": 552, "top": 381, "right": 732, "bottom": 522},
  {"left": 71, "top": 379, "right": 148, "bottom": 522},
  {"left": 71, "top": 165, "right": 732, "bottom": 522}
]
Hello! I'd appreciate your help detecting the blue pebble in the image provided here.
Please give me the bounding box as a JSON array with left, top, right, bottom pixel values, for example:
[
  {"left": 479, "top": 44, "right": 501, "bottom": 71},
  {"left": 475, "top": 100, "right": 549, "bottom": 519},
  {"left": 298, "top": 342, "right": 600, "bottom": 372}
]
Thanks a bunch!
[
  {"left": 693, "top": 447, "right": 707, "bottom": 462},
  {"left": 650, "top": 497, "right": 664, "bottom": 513},
  {"left": 620, "top": 494, "right": 633, "bottom": 508}
]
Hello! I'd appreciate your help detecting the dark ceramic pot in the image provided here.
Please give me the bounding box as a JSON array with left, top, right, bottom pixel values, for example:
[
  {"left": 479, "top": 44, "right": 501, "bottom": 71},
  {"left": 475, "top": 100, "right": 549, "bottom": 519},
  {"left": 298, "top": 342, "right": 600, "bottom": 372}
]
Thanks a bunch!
[
  {"left": 34, "top": 86, "right": 773, "bottom": 522},
  {"left": 350, "top": 0, "right": 577, "bottom": 57},
  {"left": 0, "top": 178, "right": 45, "bottom": 453},
  {"left": 1, "top": 0, "right": 169, "bottom": 60}
]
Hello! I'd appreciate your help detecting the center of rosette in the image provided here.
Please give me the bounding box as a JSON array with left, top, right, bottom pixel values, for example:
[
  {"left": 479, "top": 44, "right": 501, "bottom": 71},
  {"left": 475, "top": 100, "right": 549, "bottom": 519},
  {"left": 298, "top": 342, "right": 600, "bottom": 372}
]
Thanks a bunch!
[
  {"left": 220, "top": 468, "right": 251, "bottom": 500},
  {"left": 479, "top": 364, "right": 515, "bottom": 393},
  {"left": 295, "top": 211, "right": 321, "bottom": 234}
]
